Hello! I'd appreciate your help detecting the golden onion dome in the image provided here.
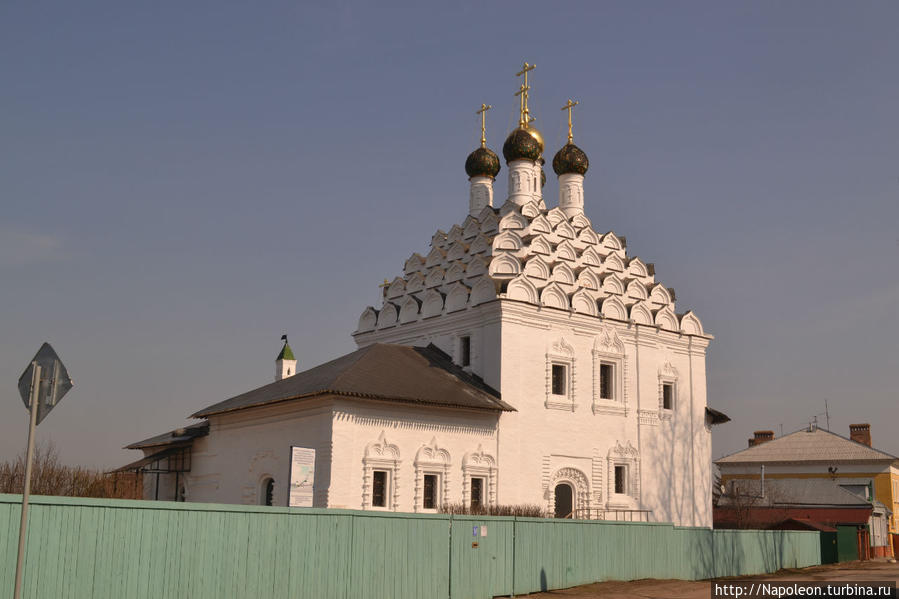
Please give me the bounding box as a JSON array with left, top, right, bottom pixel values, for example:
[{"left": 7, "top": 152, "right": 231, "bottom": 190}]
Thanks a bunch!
[{"left": 525, "top": 125, "right": 544, "bottom": 155}]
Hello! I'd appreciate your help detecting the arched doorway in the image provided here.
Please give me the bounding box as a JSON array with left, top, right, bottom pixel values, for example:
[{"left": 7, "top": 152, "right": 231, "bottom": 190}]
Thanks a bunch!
[{"left": 554, "top": 483, "right": 573, "bottom": 518}]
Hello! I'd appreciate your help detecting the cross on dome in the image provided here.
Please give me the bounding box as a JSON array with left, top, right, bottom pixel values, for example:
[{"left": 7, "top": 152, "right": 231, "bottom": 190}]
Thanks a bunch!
[
  {"left": 561, "top": 98, "right": 579, "bottom": 144},
  {"left": 476, "top": 103, "right": 492, "bottom": 149}
]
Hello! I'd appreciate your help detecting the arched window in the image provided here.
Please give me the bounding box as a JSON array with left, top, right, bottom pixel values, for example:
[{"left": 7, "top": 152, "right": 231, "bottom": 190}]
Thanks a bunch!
[{"left": 261, "top": 477, "right": 274, "bottom": 506}]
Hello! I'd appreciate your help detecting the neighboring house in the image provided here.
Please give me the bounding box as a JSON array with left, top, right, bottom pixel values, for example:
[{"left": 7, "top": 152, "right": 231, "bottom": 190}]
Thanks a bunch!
[
  {"left": 715, "top": 425, "right": 898, "bottom": 558},
  {"left": 121, "top": 69, "right": 729, "bottom": 527},
  {"left": 714, "top": 478, "right": 876, "bottom": 562}
]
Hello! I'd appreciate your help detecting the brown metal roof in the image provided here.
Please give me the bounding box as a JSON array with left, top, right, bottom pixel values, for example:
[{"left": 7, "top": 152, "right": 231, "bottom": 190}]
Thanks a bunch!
[
  {"left": 192, "top": 343, "right": 512, "bottom": 418},
  {"left": 125, "top": 421, "right": 209, "bottom": 450},
  {"left": 716, "top": 427, "right": 898, "bottom": 465}
]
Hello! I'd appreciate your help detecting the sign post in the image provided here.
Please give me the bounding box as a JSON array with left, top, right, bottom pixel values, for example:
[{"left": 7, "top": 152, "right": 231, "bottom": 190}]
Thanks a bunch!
[{"left": 13, "top": 343, "right": 73, "bottom": 599}]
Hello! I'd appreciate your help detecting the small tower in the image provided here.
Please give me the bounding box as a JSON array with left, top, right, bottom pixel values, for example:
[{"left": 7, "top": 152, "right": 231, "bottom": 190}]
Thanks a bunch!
[
  {"left": 465, "top": 104, "right": 501, "bottom": 216},
  {"left": 552, "top": 98, "right": 589, "bottom": 218},
  {"left": 503, "top": 62, "right": 545, "bottom": 207},
  {"left": 275, "top": 335, "right": 297, "bottom": 381}
]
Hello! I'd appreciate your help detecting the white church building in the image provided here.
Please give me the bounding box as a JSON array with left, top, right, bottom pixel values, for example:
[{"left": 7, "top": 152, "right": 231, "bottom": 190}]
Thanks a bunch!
[{"left": 122, "top": 65, "right": 728, "bottom": 527}]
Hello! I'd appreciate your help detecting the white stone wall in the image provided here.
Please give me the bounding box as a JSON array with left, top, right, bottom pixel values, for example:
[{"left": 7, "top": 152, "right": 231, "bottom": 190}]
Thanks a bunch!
[
  {"left": 354, "top": 301, "right": 503, "bottom": 390},
  {"left": 183, "top": 401, "right": 333, "bottom": 507},
  {"left": 495, "top": 302, "right": 711, "bottom": 526},
  {"left": 328, "top": 399, "right": 499, "bottom": 512},
  {"left": 355, "top": 298, "right": 712, "bottom": 527}
]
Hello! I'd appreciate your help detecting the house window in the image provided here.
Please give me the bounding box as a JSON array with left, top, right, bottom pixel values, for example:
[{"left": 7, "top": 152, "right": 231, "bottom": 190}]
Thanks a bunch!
[
  {"left": 423, "top": 474, "right": 439, "bottom": 509},
  {"left": 460, "top": 336, "right": 471, "bottom": 367},
  {"left": 662, "top": 383, "right": 674, "bottom": 410},
  {"left": 551, "top": 364, "right": 567, "bottom": 395},
  {"left": 614, "top": 466, "right": 627, "bottom": 495},
  {"left": 372, "top": 470, "right": 388, "bottom": 508},
  {"left": 599, "top": 363, "right": 614, "bottom": 400},
  {"left": 261, "top": 477, "right": 274, "bottom": 506},
  {"left": 470, "top": 477, "right": 484, "bottom": 509}
]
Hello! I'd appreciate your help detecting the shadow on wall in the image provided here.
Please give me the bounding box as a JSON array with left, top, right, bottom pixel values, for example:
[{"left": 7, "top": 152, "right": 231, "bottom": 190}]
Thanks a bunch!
[
  {"left": 640, "top": 410, "right": 791, "bottom": 578},
  {"left": 642, "top": 404, "right": 700, "bottom": 527}
]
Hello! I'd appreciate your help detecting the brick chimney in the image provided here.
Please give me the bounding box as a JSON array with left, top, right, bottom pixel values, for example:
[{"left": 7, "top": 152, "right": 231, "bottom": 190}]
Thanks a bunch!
[
  {"left": 748, "top": 430, "right": 775, "bottom": 447},
  {"left": 849, "top": 423, "right": 872, "bottom": 447}
]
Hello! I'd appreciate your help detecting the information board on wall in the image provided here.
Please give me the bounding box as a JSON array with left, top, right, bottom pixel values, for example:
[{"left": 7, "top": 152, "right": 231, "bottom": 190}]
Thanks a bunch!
[{"left": 288, "top": 446, "right": 315, "bottom": 507}]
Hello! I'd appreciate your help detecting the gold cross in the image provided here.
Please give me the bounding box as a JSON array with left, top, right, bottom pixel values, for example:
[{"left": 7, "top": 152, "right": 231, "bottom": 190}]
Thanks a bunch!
[
  {"left": 476, "top": 103, "right": 492, "bottom": 148},
  {"left": 514, "top": 84, "right": 529, "bottom": 127},
  {"left": 561, "top": 98, "right": 579, "bottom": 143},
  {"left": 515, "top": 62, "right": 536, "bottom": 127}
]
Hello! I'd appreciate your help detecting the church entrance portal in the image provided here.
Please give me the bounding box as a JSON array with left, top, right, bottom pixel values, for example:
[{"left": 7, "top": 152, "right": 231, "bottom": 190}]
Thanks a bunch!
[{"left": 554, "top": 483, "right": 573, "bottom": 518}]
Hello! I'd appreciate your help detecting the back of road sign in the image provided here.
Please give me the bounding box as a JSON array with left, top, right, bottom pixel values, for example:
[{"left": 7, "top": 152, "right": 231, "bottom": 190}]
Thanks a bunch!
[{"left": 17, "top": 342, "right": 73, "bottom": 425}]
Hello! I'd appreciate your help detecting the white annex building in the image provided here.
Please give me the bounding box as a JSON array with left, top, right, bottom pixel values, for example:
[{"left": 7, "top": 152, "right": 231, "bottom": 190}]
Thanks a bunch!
[{"left": 122, "top": 65, "right": 728, "bottom": 527}]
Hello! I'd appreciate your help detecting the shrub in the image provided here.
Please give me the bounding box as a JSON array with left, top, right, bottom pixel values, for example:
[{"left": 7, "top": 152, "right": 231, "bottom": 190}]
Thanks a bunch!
[{"left": 439, "top": 503, "right": 547, "bottom": 517}]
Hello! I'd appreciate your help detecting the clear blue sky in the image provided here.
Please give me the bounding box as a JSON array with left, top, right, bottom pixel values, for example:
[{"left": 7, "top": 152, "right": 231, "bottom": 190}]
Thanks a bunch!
[{"left": 1, "top": 1, "right": 897, "bottom": 468}]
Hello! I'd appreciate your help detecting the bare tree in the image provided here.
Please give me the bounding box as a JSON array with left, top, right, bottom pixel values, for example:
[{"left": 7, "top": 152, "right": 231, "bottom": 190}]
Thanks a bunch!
[{"left": 0, "top": 441, "right": 142, "bottom": 499}]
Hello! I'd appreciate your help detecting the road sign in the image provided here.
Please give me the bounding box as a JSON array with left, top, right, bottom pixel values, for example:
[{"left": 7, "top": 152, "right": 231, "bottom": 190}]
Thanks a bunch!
[
  {"left": 13, "top": 342, "right": 74, "bottom": 599},
  {"left": 17, "top": 342, "right": 73, "bottom": 425},
  {"left": 19, "top": 343, "right": 72, "bottom": 424}
]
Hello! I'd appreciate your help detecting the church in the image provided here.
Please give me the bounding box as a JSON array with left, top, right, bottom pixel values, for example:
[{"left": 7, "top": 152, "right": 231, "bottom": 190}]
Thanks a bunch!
[{"left": 121, "top": 64, "right": 727, "bottom": 528}]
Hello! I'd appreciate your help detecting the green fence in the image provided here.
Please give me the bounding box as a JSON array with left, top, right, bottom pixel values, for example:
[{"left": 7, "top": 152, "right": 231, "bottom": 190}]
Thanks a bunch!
[{"left": 0, "top": 494, "right": 820, "bottom": 599}]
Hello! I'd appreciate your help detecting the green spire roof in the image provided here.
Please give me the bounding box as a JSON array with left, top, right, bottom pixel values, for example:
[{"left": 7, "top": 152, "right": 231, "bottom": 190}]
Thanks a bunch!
[{"left": 277, "top": 340, "right": 295, "bottom": 361}]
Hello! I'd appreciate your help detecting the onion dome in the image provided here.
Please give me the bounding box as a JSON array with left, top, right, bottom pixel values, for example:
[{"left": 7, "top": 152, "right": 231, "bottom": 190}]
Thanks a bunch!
[
  {"left": 552, "top": 143, "right": 589, "bottom": 176},
  {"left": 465, "top": 147, "right": 501, "bottom": 179},
  {"left": 503, "top": 127, "right": 542, "bottom": 163}
]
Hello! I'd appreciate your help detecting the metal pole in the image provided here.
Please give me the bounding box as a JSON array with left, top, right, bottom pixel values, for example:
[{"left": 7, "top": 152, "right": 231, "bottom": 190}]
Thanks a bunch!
[{"left": 14, "top": 362, "right": 41, "bottom": 599}]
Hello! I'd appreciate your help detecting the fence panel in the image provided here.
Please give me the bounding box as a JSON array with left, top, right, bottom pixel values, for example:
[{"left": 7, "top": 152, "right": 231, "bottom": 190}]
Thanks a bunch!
[
  {"left": 448, "top": 515, "right": 514, "bottom": 599},
  {"left": 0, "top": 495, "right": 820, "bottom": 599}
]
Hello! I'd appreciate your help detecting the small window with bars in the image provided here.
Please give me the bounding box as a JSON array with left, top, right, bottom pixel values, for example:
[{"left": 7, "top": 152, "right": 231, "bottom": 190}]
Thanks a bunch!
[
  {"left": 460, "top": 336, "right": 471, "bottom": 367},
  {"left": 470, "top": 477, "right": 484, "bottom": 509},
  {"left": 662, "top": 383, "right": 674, "bottom": 410},
  {"left": 551, "top": 364, "right": 567, "bottom": 396},
  {"left": 614, "top": 465, "right": 627, "bottom": 495},
  {"left": 599, "top": 363, "right": 614, "bottom": 400},
  {"left": 372, "top": 470, "right": 388, "bottom": 508},
  {"left": 423, "top": 474, "right": 439, "bottom": 509}
]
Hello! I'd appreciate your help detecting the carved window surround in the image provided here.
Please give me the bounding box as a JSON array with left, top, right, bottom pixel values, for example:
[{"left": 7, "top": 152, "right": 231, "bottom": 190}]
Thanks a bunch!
[
  {"left": 462, "top": 445, "right": 497, "bottom": 507},
  {"left": 658, "top": 360, "right": 679, "bottom": 422},
  {"left": 545, "top": 337, "right": 577, "bottom": 411},
  {"left": 413, "top": 438, "right": 451, "bottom": 513},
  {"left": 592, "top": 327, "right": 627, "bottom": 416},
  {"left": 606, "top": 441, "right": 640, "bottom": 509},
  {"left": 362, "top": 433, "right": 401, "bottom": 511}
]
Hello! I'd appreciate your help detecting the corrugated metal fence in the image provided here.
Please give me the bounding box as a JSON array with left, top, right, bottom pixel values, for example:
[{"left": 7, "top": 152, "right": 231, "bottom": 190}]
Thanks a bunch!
[{"left": 0, "top": 495, "right": 820, "bottom": 599}]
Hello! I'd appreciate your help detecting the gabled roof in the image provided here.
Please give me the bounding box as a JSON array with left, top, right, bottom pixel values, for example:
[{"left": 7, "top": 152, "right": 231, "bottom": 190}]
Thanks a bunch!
[
  {"left": 716, "top": 428, "right": 898, "bottom": 465},
  {"left": 125, "top": 421, "right": 210, "bottom": 450},
  {"left": 192, "top": 343, "right": 513, "bottom": 418}
]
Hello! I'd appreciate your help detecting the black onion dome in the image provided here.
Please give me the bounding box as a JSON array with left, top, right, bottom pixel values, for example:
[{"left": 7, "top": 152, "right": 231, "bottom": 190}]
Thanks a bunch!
[
  {"left": 465, "top": 147, "right": 501, "bottom": 179},
  {"left": 502, "top": 128, "right": 542, "bottom": 163},
  {"left": 552, "top": 143, "right": 589, "bottom": 176}
]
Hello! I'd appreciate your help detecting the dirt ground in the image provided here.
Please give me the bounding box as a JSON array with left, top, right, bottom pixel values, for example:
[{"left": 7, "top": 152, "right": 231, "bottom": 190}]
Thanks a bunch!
[{"left": 506, "top": 559, "right": 899, "bottom": 599}]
